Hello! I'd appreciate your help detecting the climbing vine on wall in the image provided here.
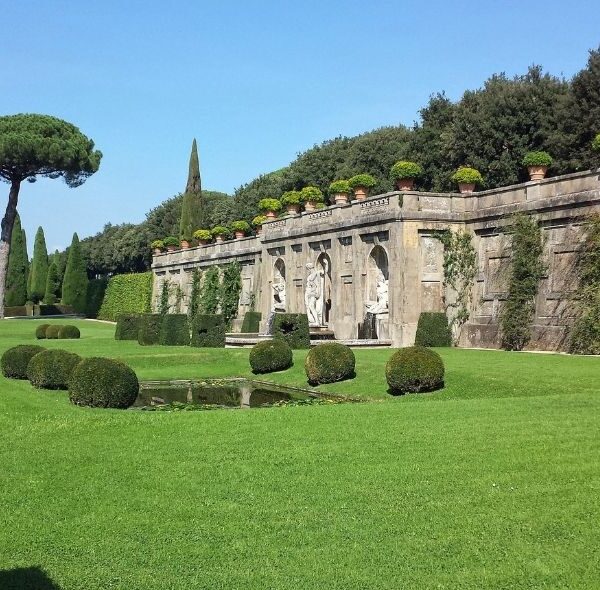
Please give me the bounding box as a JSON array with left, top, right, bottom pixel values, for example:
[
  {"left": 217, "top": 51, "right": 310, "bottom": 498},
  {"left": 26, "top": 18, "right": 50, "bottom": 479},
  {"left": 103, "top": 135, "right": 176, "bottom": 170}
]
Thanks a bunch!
[
  {"left": 172, "top": 284, "right": 184, "bottom": 314},
  {"left": 199, "top": 267, "right": 220, "bottom": 314},
  {"left": 220, "top": 262, "right": 242, "bottom": 326},
  {"left": 158, "top": 278, "right": 171, "bottom": 315},
  {"left": 187, "top": 268, "right": 202, "bottom": 322},
  {"left": 500, "top": 213, "right": 546, "bottom": 351}
]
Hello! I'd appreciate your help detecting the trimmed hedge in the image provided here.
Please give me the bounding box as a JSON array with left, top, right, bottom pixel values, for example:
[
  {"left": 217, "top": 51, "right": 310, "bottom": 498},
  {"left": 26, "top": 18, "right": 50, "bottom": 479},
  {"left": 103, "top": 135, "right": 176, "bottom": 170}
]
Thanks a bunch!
[
  {"left": 1, "top": 345, "right": 46, "bottom": 379},
  {"left": 38, "top": 304, "right": 75, "bottom": 316},
  {"left": 272, "top": 313, "right": 310, "bottom": 349},
  {"left": 45, "top": 325, "right": 64, "bottom": 339},
  {"left": 414, "top": 312, "right": 452, "bottom": 347},
  {"left": 97, "top": 272, "right": 153, "bottom": 322},
  {"left": 249, "top": 340, "right": 293, "bottom": 374},
  {"left": 4, "top": 306, "right": 27, "bottom": 317},
  {"left": 26, "top": 349, "right": 81, "bottom": 390},
  {"left": 58, "top": 325, "right": 81, "bottom": 339},
  {"left": 35, "top": 323, "right": 51, "bottom": 339},
  {"left": 86, "top": 278, "right": 108, "bottom": 318},
  {"left": 305, "top": 343, "right": 355, "bottom": 385},
  {"left": 241, "top": 311, "right": 262, "bottom": 333},
  {"left": 115, "top": 314, "right": 142, "bottom": 340},
  {"left": 385, "top": 346, "right": 445, "bottom": 395},
  {"left": 159, "top": 314, "right": 190, "bottom": 346},
  {"left": 138, "top": 314, "right": 163, "bottom": 346},
  {"left": 69, "top": 357, "right": 139, "bottom": 409},
  {"left": 191, "top": 314, "right": 225, "bottom": 347}
]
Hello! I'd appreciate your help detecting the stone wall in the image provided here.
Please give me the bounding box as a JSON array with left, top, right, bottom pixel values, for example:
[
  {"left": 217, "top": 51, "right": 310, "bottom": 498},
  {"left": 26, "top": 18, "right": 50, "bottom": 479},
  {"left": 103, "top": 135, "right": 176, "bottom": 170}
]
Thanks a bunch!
[{"left": 152, "top": 170, "right": 600, "bottom": 350}]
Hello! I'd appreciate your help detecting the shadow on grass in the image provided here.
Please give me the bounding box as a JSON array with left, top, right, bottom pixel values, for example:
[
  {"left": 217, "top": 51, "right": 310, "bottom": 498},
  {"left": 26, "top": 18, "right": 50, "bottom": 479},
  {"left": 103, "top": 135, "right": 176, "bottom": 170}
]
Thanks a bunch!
[{"left": 0, "top": 567, "right": 61, "bottom": 589}]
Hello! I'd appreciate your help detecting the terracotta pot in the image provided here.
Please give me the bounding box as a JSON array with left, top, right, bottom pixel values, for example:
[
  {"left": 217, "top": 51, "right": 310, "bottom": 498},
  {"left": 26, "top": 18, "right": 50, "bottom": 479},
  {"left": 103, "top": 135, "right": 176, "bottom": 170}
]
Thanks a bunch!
[
  {"left": 215, "top": 235, "right": 224, "bottom": 243},
  {"left": 396, "top": 178, "right": 415, "bottom": 191},
  {"left": 265, "top": 210, "right": 277, "bottom": 219},
  {"left": 255, "top": 227, "right": 262, "bottom": 236},
  {"left": 199, "top": 239, "right": 211, "bottom": 246},
  {"left": 528, "top": 165, "right": 548, "bottom": 181},
  {"left": 286, "top": 204, "right": 300, "bottom": 215},
  {"left": 180, "top": 240, "right": 191, "bottom": 249},
  {"left": 166, "top": 245, "right": 177, "bottom": 252},
  {"left": 334, "top": 193, "right": 349, "bottom": 205},
  {"left": 458, "top": 182, "right": 476, "bottom": 194},
  {"left": 153, "top": 248, "right": 162, "bottom": 255},
  {"left": 353, "top": 186, "right": 368, "bottom": 201},
  {"left": 234, "top": 231, "right": 245, "bottom": 239},
  {"left": 304, "top": 201, "right": 316, "bottom": 212}
]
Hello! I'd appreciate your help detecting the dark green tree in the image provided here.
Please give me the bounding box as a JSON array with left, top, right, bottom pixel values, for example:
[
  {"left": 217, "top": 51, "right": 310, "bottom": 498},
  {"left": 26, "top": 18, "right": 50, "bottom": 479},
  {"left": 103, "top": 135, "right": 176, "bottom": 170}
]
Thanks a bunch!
[
  {"left": 179, "top": 139, "right": 205, "bottom": 241},
  {"left": 4, "top": 212, "right": 28, "bottom": 306},
  {"left": 61, "top": 233, "right": 88, "bottom": 313},
  {"left": 0, "top": 114, "right": 101, "bottom": 317},
  {"left": 43, "top": 262, "right": 60, "bottom": 305},
  {"left": 29, "top": 226, "right": 49, "bottom": 303}
]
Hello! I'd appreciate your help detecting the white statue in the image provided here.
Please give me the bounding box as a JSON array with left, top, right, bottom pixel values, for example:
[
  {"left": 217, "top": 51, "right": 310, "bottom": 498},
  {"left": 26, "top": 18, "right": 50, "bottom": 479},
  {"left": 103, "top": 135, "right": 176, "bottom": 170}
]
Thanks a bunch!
[
  {"left": 304, "top": 262, "right": 323, "bottom": 326},
  {"left": 272, "top": 281, "right": 286, "bottom": 311},
  {"left": 365, "top": 270, "right": 389, "bottom": 315}
]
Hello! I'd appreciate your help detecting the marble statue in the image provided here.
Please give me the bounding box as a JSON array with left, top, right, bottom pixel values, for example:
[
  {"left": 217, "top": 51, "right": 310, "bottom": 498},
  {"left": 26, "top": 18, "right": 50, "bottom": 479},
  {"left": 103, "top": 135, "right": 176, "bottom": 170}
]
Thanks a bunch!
[
  {"left": 365, "top": 270, "right": 389, "bottom": 315},
  {"left": 272, "top": 281, "right": 286, "bottom": 311},
  {"left": 304, "top": 262, "right": 323, "bottom": 326}
]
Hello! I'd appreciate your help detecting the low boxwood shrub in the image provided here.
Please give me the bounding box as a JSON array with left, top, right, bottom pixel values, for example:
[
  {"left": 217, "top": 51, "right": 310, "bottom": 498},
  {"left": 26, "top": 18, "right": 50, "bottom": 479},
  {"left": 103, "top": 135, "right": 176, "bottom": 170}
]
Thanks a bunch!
[
  {"left": 191, "top": 314, "right": 225, "bottom": 347},
  {"left": 230, "top": 220, "right": 251, "bottom": 234},
  {"left": 249, "top": 340, "right": 293, "bottom": 374},
  {"left": 69, "top": 357, "right": 139, "bottom": 409},
  {"left": 348, "top": 174, "right": 376, "bottom": 189},
  {"left": 414, "top": 312, "right": 452, "bottom": 347},
  {"left": 451, "top": 166, "right": 483, "bottom": 186},
  {"left": 115, "top": 314, "right": 142, "bottom": 340},
  {"left": 385, "top": 346, "right": 445, "bottom": 395},
  {"left": 272, "top": 313, "right": 310, "bottom": 349},
  {"left": 258, "top": 198, "right": 282, "bottom": 212},
  {"left": 137, "top": 314, "right": 163, "bottom": 346},
  {"left": 211, "top": 225, "right": 231, "bottom": 238},
  {"left": 159, "top": 314, "right": 190, "bottom": 345},
  {"left": 241, "top": 311, "right": 262, "bottom": 333},
  {"left": 45, "top": 325, "right": 64, "bottom": 339},
  {"left": 305, "top": 342, "right": 355, "bottom": 385},
  {"left": 58, "top": 325, "right": 81, "bottom": 339},
  {"left": 193, "top": 229, "right": 212, "bottom": 242},
  {"left": 522, "top": 151, "right": 553, "bottom": 167},
  {"left": 4, "top": 306, "right": 27, "bottom": 317},
  {"left": 329, "top": 180, "right": 351, "bottom": 194},
  {"left": 1, "top": 345, "right": 46, "bottom": 379},
  {"left": 390, "top": 161, "right": 423, "bottom": 181},
  {"left": 26, "top": 349, "right": 81, "bottom": 390},
  {"left": 252, "top": 215, "right": 267, "bottom": 228},
  {"left": 163, "top": 236, "right": 179, "bottom": 248},
  {"left": 299, "top": 186, "right": 324, "bottom": 203},
  {"left": 280, "top": 191, "right": 302, "bottom": 206},
  {"left": 35, "top": 323, "right": 51, "bottom": 339},
  {"left": 38, "top": 304, "right": 75, "bottom": 316}
]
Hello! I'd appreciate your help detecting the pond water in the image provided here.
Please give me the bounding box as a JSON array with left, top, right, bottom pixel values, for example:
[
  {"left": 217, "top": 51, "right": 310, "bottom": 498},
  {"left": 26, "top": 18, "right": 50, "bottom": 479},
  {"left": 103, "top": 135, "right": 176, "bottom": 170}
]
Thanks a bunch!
[{"left": 135, "top": 379, "right": 317, "bottom": 409}]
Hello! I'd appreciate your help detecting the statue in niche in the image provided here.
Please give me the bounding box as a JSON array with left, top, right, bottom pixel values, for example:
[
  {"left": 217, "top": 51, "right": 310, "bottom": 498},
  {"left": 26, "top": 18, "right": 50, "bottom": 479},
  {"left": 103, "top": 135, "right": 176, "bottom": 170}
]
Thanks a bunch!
[
  {"left": 272, "top": 282, "right": 286, "bottom": 311},
  {"left": 304, "top": 262, "right": 323, "bottom": 326},
  {"left": 365, "top": 269, "right": 389, "bottom": 315}
]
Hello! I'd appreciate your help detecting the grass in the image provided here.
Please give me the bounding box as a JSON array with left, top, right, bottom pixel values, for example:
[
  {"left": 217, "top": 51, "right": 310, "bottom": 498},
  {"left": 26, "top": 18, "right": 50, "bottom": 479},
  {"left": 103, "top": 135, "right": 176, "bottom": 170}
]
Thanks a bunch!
[{"left": 0, "top": 319, "right": 598, "bottom": 589}]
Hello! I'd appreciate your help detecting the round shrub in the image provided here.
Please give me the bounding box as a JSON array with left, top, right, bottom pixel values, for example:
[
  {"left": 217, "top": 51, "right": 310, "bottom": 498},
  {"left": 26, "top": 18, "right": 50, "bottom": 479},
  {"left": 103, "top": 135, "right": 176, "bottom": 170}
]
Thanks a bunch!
[
  {"left": 45, "top": 324, "right": 64, "bottom": 339},
  {"left": 385, "top": 346, "right": 445, "bottom": 395},
  {"left": 252, "top": 215, "right": 267, "bottom": 227},
  {"left": 26, "top": 349, "right": 81, "bottom": 390},
  {"left": 591, "top": 133, "right": 600, "bottom": 152},
  {"left": 304, "top": 343, "right": 355, "bottom": 385},
  {"left": 281, "top": 191, "right": 302, "bottom": 205},
  {"left": 390, "top": 161, "right": 423, "bottom": 181},
  {"left": 150, "top": 239, "right": 164, "bottom": 251},
  {"left": 193, "top": 229, "right": 211, "bottom": 241},
  {"left": 163, "top": 236, "right": 179, "bottom": 248},
  {"left": 69, "top": 357, "right": 139, "bottom": 408},
  {"left": 300, "top": 186, "right": 324, "bottom": 203},
  {"left": 58, "top": 325, "right": 81, "bottom": 339},
  {"left": 451, "top": 166, "right": 483, "bottom": 186},
  {"left": 348, "top": 174, "right": 376, "bottom": 189},
  {"left": 329, "top": 180, "right": 351, "bottom": 194},
  {"left": 35, "top": 323, "right": 51, "bottom": 339},
  {"left": 258, "top": 198, "right": 282, "bottom": 212},
  {"left": 522, "top": 151, "right": 553, "bottom": 167},
  {"left": 211, "top": 225, "right": 231, "bottom": 237},
  {"left": 249, "top": 340, "right": 293, "bottom": 374},
  {"left": 1, "top": 345, "right": 46, "bottom": 379},
  {"left": 230, "top": 220, "right": 251, "bottom": 233}
]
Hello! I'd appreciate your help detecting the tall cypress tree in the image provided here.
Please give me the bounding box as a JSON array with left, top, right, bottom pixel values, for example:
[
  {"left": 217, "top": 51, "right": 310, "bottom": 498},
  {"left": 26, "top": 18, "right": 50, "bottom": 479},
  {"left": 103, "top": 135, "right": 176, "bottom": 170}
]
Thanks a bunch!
[
  {"left": 43, "top": 262, "right": 60, "bottom": 305},
  {"left": 61, "top": 233, "right": 88, "bottom": 313},
  {"left": 29, "top": 226, "right": 49, "bottom": 303},
  {"left": 179, "top": 139, "right": 205, "bottom": 240},
  {"left": 4, "top": 213, "right": 28, "bottom": 306}
]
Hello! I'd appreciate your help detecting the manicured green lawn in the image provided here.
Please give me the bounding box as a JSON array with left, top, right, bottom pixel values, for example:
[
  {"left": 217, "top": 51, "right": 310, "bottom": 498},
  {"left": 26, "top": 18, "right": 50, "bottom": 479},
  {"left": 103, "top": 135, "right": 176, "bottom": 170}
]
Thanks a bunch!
[{"left": 0, "top": 319, "right": 598, "bottom": 589}]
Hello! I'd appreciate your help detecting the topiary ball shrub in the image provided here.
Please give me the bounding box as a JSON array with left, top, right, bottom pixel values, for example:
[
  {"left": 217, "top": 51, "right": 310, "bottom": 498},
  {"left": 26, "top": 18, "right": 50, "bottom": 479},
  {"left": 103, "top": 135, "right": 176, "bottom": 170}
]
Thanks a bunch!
[
  {"left": 414, "top": 312, "right": 452, "bottom": 347},
  {"left": 304, "top": 342, "right": 355, "bottom": 385},
  {"left": 385, "top": 346, "right": 445, "bottom": 395},
  {"left": 249, "top": 340, "right": 293, "bottom": 374},
  {"left": 45, "top": 325, "right": 64, "bottom": 339},
  {"left": 58, "top": 325, "right": 81, "bottom": 339},
  {"left": 1, "top": 345, "right": 46, "bottom": 379},
  {"left": 115, "top": 314, "right": 142, "bottom": 340},
  {"left": 35, "top": 323, "right": 51, "bottom": 339},
  {"left": 69, "top": 357, "right": 139, "bottom": 409},
  {"left": 26, "top": 349, "right": 82, "bottom": 390}
]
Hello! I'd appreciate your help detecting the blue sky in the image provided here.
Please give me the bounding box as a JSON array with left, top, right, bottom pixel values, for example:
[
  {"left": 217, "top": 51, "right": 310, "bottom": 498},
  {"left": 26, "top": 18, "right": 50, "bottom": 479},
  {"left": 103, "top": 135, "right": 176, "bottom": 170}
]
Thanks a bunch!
[{"left": 1, "top": 0, "right": 598, "bottom": 253}]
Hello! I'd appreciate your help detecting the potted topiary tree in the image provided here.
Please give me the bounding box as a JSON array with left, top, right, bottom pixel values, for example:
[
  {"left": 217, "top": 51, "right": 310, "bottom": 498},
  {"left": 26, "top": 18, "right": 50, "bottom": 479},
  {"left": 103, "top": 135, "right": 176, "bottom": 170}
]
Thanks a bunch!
[
  {"left": 522, "top": 151, "right": 553, "bottom": 181},
  {"left": 348, "top": 174, "right": 377, "bottom": 200},
  {"left": 151, "top": 239, "right": 164, "bottom": 255},
  {"left": 280, "top": 191, "right": 302, "bottom": 215},
  {"left": 211, "top": 226, "right": 230, "bottom": 243},
  {"left": 300, "top": 186, "right": 324, "bottom": 211},
  {"left": 252, "top": 215, "right": 267, "bottom": 235},
  {"left": 193, "top": 229, "right": 212, "bottom": 245},
  {"left": 329, "top": 180, "right": 352, "bottom": 205},
  {"left": 231, "top": 220, "right": 251, "bottom": 239},
  {"left": 451, "top": 167, "right": 484, "bottom": 194},
  {"left": 163, "top": 236, "right": 179, "bottom": 252},
  {"left": 390, "top": 161, "right": 423, "bottom": 191},
  {"left": 258, "top": 198, "right": 282, "bottom": 219}
]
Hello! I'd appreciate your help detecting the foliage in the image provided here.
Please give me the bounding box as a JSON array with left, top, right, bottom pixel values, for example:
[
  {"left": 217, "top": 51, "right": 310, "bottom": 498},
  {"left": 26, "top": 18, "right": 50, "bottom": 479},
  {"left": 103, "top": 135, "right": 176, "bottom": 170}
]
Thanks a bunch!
[
  {"left": 97, "top": 272, "right": 152, "bottom": 321},
  {"left": 35, "top": 324, "right": 51, "bottom": 339},
  {"left": 569, "top": 214, "right": 600, "bottom": 354},
  {"left": 159, "top": 314, "right": 190, "bottom": 346},
  {"left": 61, "top": 233, "right": 88, "bottom": 313},
  {"left": 272, "top": 313, "right": 310, "bottom": 349},
  {"left": 230, "top": 220, "right": 250, "bottom": 233},
  {"left": 252, "top": 215, "right": 267, "bottom": 227},
  {"left": 151, "top": 239, "right": 164, "bottom": 250},
  {"left": 187, "top": 269, "right": 202, "bottom": 324},
  {"left": 328, "top": 180, "right": 351, "bottom": 194},
  {"left": 249, "top": 340, "right": 293, "bottom": 374},
  {"left": 305, "top": 343, "right": 355, "bottom": 385},
  {"left": 45, "top": 325, "right": 63, "bottom": 339},
  {"left": 190, "top": 314, "right": 225, "bottom": 347},
  {"left": 163, "top": 236, "right": 179, "bottom": 248},
  {"left": 69, "top": 357, "right": 139, "bottom": 408},
  {"left": 193, "top": 229, "right": 211, "bottom": 241},
  {"left": 451, "top": 167, "right": 483, "bottom": 185},
  {"left": 414, "top": 313, "right": 452, "bottom": 347},
  {"left": 199, "top": 267, "right": 220, "bottom": 314},
  {"left": 26, "top": 349, "right": 81, "bottom": 390},
  {"left": 114, "top": 314, "right": 141, "bottom": 340},
  {"left": 138, "top": 314, "right": 163, "bottom": 345},
  {"left": 390, "top": 161, "right": 423, "bottom": 180},
  {"left": 348, "top": 174, "right": 376, "bottom": 189},
  {"left": 385, "top": 346, "right": 445, "bottom": 394},
  {"left": 29, "top": 226, "right": 49, "bottom": 303},
  {"left": 158, "top": 278, "right": 171, "bottom": 315},
  {"left": 1, "top": 344, "right": 45, "bottom": 379},
  {"left": 593, "top": 133, "right": 600, "bottom": 152},
  {"left": 58, "top": 325, "right": 80, "bottom": 339},
  {"left": 280, "top": 191, "right": 302, "bottom": 205},
  {"left": 43, "top": 263, "right": 60, "bottom": 305},
  {"left": 220, "top": 262, "right": 242, "bottom": 325},
  {"left": 210, "top": 225, "right": 230, "bottom": 237},
  {"left": 85, "top": 278, "right": 108, "bottom": 318},
  {"left": 258, "top": 198, "right": 282, "bottom": 212},
  {"left": 300, "top": 186, "right": 324, "bottom": 203},
  {"left": 241, "top": 311, "right": 262, "bottom": 333},
  {"left": 4, "top": 213, "right": 28, "bottom": 306},
  {"left": 179, "top": 139, "right": 205, "bottom": 241},
  {"left": 500, "top": 214, "right": 546, "bottom": 351},
  {"left": 522, "top": 151, "right": 553, "bottom": 167}
]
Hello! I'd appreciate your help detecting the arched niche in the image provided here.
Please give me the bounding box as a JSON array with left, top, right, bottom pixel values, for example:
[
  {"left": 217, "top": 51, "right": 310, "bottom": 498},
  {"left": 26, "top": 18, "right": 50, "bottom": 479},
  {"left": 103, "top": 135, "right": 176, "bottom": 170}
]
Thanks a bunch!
[
  {"left": 272, "top": 258, "right": 286, "bottom": 311},
  {"left": 367, "top": 246, "right": 389, "bottom": 310},
  {"left": 316, "top": 252, "right": 332, "bottom": 325}
]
